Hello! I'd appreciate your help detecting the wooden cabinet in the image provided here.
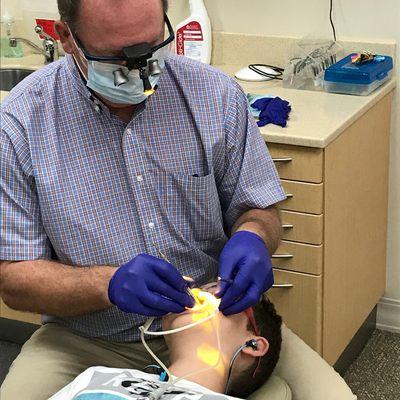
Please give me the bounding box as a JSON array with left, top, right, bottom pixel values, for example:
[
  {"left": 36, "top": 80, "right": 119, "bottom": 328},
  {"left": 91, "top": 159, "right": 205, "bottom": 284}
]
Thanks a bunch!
[
  {"left": 269, "top": 270, "right": 322, "bottom": 352},
  {"left": 280, "top": 180, "right": 324, "bottom": 215},
  {"left": 268, "top": 143, "right": 323, "bottom": 183},
  {"left": 267, "top": 93, "right": 391, "bottom": 365}
]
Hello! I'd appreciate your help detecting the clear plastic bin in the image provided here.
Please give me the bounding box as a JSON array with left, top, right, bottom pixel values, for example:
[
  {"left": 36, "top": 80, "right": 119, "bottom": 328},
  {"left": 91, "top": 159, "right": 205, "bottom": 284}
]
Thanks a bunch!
[{"left": 324, "top": 72, "right": 392, "bottom": 96}]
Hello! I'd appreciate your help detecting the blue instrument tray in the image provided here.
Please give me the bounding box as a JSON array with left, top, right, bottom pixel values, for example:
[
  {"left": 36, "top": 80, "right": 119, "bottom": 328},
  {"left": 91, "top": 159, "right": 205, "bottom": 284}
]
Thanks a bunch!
[{"left": 324, "top": 54, "right": 393, "bottom": 95}]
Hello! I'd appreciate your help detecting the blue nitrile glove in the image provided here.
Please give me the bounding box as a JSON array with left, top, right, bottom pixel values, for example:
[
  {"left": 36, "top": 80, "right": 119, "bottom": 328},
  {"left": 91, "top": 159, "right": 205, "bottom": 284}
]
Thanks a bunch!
[
  {"left": 251, "top": 96, "right": 291, "bottom": 127},
  {"left": 108, "top": 253, "right": 195, "bottom": 316},
  {"left": 215, "top": 231, "right": 274, "bottom": 315}
]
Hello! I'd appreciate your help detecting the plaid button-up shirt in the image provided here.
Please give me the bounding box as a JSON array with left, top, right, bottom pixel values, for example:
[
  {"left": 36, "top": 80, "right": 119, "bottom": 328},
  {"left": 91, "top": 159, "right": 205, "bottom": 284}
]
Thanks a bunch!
[{"left": 1, "top": 54, "right": 285, "bottom": 341}]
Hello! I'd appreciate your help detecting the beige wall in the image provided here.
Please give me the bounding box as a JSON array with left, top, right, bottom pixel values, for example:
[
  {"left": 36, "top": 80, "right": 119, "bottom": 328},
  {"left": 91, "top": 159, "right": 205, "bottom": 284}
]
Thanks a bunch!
[{"left": 2, "top": 0, "right": 399, "bottom": 324}]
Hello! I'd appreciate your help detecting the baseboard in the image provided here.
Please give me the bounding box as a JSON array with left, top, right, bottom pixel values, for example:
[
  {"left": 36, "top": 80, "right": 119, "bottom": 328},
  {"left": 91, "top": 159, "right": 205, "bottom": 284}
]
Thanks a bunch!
[
  {"left": 334, "top": 305, "right": 377, "bottom": 376},
  {"left": 377, "top": 297, "right": 400, "bottom": 333}
]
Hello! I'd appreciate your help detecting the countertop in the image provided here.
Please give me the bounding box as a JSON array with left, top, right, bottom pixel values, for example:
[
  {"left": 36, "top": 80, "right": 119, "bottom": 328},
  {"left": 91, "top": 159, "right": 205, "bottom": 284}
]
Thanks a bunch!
[
  {"left": 217, "top": 65, "right": 396, "bottom": 148},
  {"left": 1, "top": 55, "right": 396, "bottom": 148}
]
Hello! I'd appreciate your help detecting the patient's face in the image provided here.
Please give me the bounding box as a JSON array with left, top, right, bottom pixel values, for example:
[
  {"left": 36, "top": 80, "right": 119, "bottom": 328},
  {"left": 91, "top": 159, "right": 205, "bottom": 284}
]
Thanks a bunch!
[{"left": 162, "top": 282, "right": 250, "bottom": 359}]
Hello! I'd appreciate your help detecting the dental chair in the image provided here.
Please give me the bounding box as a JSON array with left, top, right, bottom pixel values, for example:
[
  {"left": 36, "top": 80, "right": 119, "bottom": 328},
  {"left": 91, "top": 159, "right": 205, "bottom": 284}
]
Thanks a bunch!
[{"left": 248, "top": 324, "right": 357, "bottom": 400}]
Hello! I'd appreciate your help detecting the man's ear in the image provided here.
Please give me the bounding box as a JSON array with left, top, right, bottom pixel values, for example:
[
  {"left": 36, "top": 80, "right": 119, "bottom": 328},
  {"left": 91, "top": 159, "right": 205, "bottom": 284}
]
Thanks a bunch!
[
  {"left": 54, "top": 21, "right": 74, "bottom": 54},
  {"left": 242, "top": 337, "right": 269, "bottom": 357}
]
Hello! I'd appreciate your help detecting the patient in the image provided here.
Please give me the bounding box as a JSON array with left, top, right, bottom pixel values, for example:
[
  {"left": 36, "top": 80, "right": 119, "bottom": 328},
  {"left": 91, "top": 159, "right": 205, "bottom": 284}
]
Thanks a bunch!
[{"left": 50, "top": 289, "right": 282, "bottom": 400}]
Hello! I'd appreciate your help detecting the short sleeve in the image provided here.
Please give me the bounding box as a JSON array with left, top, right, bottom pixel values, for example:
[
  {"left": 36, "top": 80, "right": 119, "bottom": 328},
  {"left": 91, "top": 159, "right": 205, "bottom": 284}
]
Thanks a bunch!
[
  {"left": 0, "top": 113, "right": 53, "bottom": 261},
  {"left": 218, "top": 81, "right": 286, "bottom": 233}
]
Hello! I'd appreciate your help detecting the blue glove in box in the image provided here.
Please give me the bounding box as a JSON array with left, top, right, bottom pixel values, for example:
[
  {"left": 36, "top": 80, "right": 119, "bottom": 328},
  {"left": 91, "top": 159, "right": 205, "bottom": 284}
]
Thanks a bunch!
[{"left": 324, "top": 54, "right": 393, "bottom": 95}]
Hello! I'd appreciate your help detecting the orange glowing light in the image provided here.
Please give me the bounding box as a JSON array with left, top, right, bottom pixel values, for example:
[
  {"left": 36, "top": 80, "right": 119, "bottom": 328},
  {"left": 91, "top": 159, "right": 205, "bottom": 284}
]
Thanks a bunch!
[
  {"left": 186, "top": 288, "right": 221, "bottom": 332},
  {"left": 197, "top": 343, "right": 225, "bottom": 375},
  {"left": 183, "top": 288, "right": 225, "bottom": 374}
]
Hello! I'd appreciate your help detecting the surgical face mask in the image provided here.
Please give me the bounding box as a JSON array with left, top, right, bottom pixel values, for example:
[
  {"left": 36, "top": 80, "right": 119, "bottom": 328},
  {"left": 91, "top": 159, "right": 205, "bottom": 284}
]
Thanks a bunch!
[{"left": 86, "top": 47, "right": 167, "bottom": 105}]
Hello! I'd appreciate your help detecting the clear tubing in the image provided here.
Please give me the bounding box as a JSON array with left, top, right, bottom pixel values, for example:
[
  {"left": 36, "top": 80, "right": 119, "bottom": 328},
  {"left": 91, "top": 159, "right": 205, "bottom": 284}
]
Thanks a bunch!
[{"left": 142, "top": 309, "right": 218, "bottom": 336}]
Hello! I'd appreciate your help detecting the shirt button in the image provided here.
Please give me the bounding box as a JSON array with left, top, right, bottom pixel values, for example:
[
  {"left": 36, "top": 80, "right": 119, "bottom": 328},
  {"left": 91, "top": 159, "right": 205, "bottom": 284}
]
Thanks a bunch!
[
  {"left": 136, "top": 174, "right": 143, "bottom": 182},
  {"left": 148, "top": 222, "right": 155, "bottom": 229}
]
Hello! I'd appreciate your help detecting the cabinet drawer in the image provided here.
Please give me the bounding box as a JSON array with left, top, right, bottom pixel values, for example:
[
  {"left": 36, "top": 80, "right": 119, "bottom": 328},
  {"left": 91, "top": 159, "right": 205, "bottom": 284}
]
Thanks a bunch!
[
  {"left": 0, "top": 299, "right": 41, "bottom": 325},
  {"left": 267, "top": 143, "right": 323, "bottom": 183},
  {"left": 273, "top": 240, "right": 323, "bottom": 275},
  {"left": 280, "top": 180, "right": 323, "bottom": 215},
  {"left": 281, "top": 210, "right": 323, "bottom": 245},
  {"left": 269, "top": 269, "right": 322, "bottom": 353}
]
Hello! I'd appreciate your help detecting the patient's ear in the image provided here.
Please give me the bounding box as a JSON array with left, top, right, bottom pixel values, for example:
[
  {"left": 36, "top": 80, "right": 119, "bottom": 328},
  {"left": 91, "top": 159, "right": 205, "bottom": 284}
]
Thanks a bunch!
[{"left": 242, "top": 337, "right": 269, "bottom": 357}]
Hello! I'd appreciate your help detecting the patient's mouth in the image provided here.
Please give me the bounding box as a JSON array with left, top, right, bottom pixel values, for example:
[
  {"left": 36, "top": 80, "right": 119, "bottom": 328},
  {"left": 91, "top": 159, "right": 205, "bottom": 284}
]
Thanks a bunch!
[{"left": 186, "top": 288, "right": 221, "bottom": 313}]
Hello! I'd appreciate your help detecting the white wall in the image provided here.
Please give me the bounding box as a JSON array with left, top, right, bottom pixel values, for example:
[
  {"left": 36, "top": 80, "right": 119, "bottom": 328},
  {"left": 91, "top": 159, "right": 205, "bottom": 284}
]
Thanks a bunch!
[
  {"left": 2, "top": 0, "right": 399, "bottom": 326},
  {"left": 169, "top": 0, "right": 400, "bottom": 41}
]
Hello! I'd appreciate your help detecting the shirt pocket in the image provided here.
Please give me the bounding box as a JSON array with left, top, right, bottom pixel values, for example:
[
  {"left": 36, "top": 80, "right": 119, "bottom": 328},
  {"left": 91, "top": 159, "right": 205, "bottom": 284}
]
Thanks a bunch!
[{"left": 152, "top": 170, "right": 226, "bottom": 242}]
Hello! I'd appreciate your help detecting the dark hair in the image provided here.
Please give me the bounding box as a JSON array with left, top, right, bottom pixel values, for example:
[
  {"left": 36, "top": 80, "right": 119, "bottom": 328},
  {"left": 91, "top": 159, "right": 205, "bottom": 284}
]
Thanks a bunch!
[
  {"left": 227, "top": 295, "right": 283, "bottom": 398},
  {"left": 57, "top": 0, "right": 169, "bottom": 32}
]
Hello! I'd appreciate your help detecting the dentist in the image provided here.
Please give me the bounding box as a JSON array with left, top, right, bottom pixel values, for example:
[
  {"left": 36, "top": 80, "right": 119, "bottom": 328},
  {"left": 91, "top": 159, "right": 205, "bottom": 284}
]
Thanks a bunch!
[{"left": 0, "top": 0, "right": 285, "bottom": 398}]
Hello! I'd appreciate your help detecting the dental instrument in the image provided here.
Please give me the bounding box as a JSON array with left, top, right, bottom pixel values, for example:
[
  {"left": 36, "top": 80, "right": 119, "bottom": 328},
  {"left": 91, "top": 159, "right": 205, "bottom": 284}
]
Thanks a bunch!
[{"left": 153, "top": 244, "right": 196, "bottom": 301}]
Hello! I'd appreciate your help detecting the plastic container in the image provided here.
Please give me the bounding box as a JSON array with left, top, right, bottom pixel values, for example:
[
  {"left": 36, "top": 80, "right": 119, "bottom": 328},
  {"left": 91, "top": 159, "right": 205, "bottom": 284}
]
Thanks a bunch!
[
  {"left": 324, "top": 54, "right": 393, "bottom": 96},
  {"left": 282, "top": 36, "right": 343, "bottom": 91},
  {"left": 1, "top": 15, "right": 24, "bottom": 58},
  {"left": 175, "top": 0, "right": 212, "bottom": 64}
]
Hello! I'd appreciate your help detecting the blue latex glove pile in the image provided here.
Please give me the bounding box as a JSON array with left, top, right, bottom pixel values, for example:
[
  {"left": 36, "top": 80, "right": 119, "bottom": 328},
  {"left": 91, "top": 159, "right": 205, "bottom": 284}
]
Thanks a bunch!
[{"left": 249, "top": 95, "right": 292, "bottom": 127}]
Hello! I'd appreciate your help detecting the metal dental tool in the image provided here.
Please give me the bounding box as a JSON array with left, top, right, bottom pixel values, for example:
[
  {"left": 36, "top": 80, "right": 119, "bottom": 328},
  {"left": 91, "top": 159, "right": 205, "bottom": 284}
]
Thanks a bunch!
[{"left": 153, "top": 243, "right": 196, "bottom": 302}]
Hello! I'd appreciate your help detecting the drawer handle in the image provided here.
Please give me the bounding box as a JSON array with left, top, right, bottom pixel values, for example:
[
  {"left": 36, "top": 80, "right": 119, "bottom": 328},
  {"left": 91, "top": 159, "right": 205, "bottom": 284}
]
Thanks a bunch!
[
  {"left": 272, "top": 157, "right": 293, "bottom": 163},
  {"left": 285, "top": 193, "right": 294, "bottom": 199},
  {"left": 282, "top": 224, "right": 294, "bottom": 229},
  {"left": 272, "top": 283, "right": 294, "bottom": 288},
  {"left": 272, "top": 253, "right": 294, "bottom": 259}
]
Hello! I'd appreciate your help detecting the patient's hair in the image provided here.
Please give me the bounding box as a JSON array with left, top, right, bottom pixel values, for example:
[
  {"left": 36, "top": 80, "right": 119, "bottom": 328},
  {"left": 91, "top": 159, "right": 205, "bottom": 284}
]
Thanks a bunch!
[{"left": 227, "top": 295, "right": 282, "bottom": 398}]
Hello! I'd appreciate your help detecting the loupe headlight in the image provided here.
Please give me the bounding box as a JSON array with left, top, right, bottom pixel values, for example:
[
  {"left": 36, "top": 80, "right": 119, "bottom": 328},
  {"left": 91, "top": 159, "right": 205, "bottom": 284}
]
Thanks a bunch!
[
  {"left": 113, "top": 69, "right": 130, "bottom": 87},
  {"left": 117, "top": 14, "right": 174, "bottom": 93},
  {"left": 148, "top": 59, "right": 163, "bottom": 76}
]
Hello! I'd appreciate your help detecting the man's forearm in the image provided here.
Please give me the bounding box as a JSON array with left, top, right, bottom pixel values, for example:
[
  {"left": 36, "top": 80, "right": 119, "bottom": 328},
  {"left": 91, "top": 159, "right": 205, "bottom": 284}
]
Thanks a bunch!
[
  {"left": 231, "top": 205, "right": 283, "bottom": 255},
  {"left": 0, "top": 259, "right": 115, "bottom": 317}
]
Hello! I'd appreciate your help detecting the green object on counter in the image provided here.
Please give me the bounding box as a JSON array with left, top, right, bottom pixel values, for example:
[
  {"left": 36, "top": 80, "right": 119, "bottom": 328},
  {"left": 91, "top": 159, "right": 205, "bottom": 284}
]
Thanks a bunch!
[{"left": 1, "top": 36, "right": 24, "bottom": 57}]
